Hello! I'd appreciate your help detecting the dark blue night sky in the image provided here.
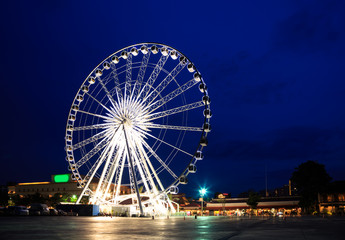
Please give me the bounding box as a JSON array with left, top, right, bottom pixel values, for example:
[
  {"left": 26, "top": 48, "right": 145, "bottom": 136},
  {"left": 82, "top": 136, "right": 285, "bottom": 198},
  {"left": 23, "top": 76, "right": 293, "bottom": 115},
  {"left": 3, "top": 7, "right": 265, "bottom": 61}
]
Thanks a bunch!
[{"left": 1, "top": 0, "right": 345, "bottom": 198}]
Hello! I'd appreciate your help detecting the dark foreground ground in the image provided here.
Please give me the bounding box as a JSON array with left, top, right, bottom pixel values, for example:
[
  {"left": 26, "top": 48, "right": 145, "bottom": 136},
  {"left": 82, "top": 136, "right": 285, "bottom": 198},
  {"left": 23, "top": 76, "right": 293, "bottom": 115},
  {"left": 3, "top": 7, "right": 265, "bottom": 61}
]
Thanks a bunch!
[{"left": 0, "top": 215, "right": 344, "bottom": 240}]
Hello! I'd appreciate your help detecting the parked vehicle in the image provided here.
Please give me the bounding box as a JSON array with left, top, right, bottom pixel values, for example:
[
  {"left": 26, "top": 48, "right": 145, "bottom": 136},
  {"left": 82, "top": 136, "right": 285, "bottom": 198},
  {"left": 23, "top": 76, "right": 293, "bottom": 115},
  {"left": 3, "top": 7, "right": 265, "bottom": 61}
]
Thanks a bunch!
[
  {"left": 49, "top": 209, "right": 59, "bottom": 216},
  {"left": 29, "top": 203, "right": 50, "bottom": 216},
  {"left": 6, "top": 206, "right": 29, "bottom": 216},
  {"left": 0, "top": 207, "right": 5, "bottom": 216},
  {"left": 58, "top": 209, "right": 67, "bottom": 216},
  {"left": 277, "top": 212, "right": 284, "bottom": 217}
]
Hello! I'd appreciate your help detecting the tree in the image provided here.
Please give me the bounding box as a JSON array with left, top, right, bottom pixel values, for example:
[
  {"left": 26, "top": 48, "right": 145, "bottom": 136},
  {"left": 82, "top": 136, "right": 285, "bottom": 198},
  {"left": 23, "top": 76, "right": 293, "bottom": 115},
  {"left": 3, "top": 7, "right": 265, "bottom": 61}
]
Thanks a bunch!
[
  {"left": 0, "top": 192, "right": 8, "bottom": 206},
  {"left": 247, "top": 191, "right": 261, "bottom": 210},
  {"left": 214, "top": 192, "right": 221, "bottom": 199},
  {"left": 238, "top": 189, "right": 255, "bottom": 198},
  {"left": 47, "top": 193, "right": 63, "bottom": 207},
  {"left": 11, "top": 194, "right": 29, "bottom": 206},
  {"left": 29, "top": 192, "right": 47, "bottom": 204},
  {"left": 61, "top": 193, "right": 72, "bottom": 202},
  {"left": 291, "top": 160, "right": 331, "bottom": 214}
]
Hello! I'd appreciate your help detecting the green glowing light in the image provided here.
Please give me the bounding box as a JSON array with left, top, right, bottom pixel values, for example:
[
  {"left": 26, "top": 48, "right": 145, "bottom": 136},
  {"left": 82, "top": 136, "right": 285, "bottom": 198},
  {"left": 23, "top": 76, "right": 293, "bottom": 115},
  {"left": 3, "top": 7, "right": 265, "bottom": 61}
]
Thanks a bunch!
[
  {"left": 54, "top": 174, "right": 70, "bottom": 183},
  {"left": 71, "top": 195, "right": 77, "bottom": 203}
]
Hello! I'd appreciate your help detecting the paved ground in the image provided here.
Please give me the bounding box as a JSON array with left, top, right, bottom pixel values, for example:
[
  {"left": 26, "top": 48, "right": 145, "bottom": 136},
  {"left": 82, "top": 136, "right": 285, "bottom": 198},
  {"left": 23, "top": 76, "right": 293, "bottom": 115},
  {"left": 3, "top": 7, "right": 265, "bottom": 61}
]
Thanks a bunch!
[{"left": 0, "top": 215, "right": 344, "bottom": 239}]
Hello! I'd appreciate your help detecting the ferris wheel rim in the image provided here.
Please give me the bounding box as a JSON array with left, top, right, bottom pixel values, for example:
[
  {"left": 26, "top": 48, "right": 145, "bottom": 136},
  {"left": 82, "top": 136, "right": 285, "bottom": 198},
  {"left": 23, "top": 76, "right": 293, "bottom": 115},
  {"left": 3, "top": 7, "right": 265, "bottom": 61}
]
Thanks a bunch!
[{"left": 65, "top": 43, "right": 211, "bottom": 208}]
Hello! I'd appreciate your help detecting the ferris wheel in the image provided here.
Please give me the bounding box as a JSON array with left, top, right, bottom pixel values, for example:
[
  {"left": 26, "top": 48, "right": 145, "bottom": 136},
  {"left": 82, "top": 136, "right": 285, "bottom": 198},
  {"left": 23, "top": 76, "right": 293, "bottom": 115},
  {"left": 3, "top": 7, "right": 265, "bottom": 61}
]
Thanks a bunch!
[{"left": 65, "top": 43, "right": 211, "bottom": 215}]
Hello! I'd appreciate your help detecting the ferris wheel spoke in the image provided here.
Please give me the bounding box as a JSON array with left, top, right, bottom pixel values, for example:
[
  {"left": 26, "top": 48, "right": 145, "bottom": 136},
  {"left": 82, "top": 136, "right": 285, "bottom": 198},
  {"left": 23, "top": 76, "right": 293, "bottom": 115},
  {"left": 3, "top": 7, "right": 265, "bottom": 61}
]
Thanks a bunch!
[
  {"left": 113, "top": 147, "right": 126, "bottom": 203},
  {"left": 128, "top": 138, "right": 152, "bottom": 195},
  {"left": 82, "top": 150, "right": 106, "bottom": 185},
  {"left": 123, "top": 126, "right": 144, "bottom": 211},
  {"left": 94, "top": 132, "right": 120, "bottom": 199},
  {"left": 142, "top": 130, "right": 193, "bottom": 157},
  {"left": 133, "top": 137, "right": 160, "bottom": 194},
  {"left": 101, "top": 136, "right": 125, "bottom": 196},
  {"left": 147, "top": 101, "right": 204, "bottom": 121},
  {"left": 141, "top": 140, "right": 178, "bottom": 179},
  {"left": 132, "top": 50, "right": 151, "bottom": 98},
  {"left": 72, "top": 128, "right": 112, "bottom": 150},
  {"left": 143, "top": 61, "right": 187, "bottom": 105},
  {"left": 84, "top": 92, "right": 117, "bottom": 116},
  {"left": 74, "top": 125, "right": 121, "bottom": 168},
  {"left": 136, "top": 142, "right": 166, "bottom": 192},
  {"left": 76, "top": 137, "right": 115, "bottom": 204},
  {"left": 108, "top": 65, "right": 123, "bottom": 101},
  {"left": 127, "top": 100, "right": 146, "bottom": 121},
  {"left": 96, "top": 75, "right": 119, "bottom": 110},
  {"left": 73, "top": 123, "right": 114, "bottom": 131},
  {"left": 98, "top": 149, "right": 121, "bottom": 197},
  {"left": 127, "top": 151, "right": 136, "bottom": 196},
  {"left": 105, "top": 98, "right": 122, "bottom": 121},
  {"left": 101, "top": 68, "right": 115, "bottom": 85},
  {"left": 77, "top": 109, "right": 115, "bottom": 122},
  {"left": 83, "top": 156, "right": 102, "bottom": 182},
  {"left": 136, "top": 142, "right": 160, "bottom": 191},
  {"left": 124, "top": 53, "right": 132, "bottom": 99},
  {"left": 137, "top": 54, "right": 169, "bottom": 101},
  {"left": 144, "top": 123, "right": 202, "bottom": 132},
  {"left": 146, "top": 78, "right": 199, "bottom": 113},
  {"left": 75, "top": 134, "right": 113, "bottom": 168},
  {"left": 108, "top": 84, "right": 123, "bottom": 105}
]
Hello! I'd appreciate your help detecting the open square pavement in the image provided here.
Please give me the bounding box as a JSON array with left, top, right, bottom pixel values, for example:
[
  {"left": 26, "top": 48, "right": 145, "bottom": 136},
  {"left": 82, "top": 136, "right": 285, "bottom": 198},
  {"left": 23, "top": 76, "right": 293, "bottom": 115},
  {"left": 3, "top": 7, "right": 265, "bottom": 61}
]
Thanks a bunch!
[{"left": 0, "top": 215, "right": 344, "bottom": 239}]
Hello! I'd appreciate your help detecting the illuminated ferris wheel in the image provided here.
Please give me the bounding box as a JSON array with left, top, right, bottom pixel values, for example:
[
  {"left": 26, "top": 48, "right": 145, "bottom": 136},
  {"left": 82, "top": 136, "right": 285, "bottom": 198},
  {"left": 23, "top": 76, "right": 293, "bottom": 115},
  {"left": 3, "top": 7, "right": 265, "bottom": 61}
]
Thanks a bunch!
[{"left": 64, "top": 43, "right": 211, "bottom": 215}]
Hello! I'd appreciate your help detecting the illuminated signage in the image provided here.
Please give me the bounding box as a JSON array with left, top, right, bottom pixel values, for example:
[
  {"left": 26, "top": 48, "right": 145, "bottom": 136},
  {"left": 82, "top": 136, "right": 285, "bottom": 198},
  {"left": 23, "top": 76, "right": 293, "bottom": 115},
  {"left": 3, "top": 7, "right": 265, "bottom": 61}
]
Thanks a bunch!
[{"left": 54, "top": 174, "right": 70, "bottom": 183}]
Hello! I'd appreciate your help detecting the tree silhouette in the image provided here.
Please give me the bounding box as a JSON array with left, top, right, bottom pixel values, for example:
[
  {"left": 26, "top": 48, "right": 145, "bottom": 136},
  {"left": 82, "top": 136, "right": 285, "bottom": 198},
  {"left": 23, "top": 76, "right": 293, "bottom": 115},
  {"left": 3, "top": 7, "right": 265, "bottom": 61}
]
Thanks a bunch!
[
  {"left": 291, "top": 160, "right": 331, "bottom": 214},
  {"left": 0, "top": 191, "right": 8, "bottom": 206},
  {"left": 247, "top": 191, "right": 261, "bottom": 209}
]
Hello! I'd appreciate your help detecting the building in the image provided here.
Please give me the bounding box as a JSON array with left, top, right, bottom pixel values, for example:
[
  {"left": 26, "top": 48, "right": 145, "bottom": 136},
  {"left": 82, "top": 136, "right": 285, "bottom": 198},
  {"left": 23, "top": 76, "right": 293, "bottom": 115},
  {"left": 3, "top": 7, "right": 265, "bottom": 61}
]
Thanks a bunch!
[
  {"left": 206, "top": 196, "right": 301, "bottom": 216},
  {"left": 273, "top": 180, "right": 299, "bottom": 197},
  {"left": 10, "top": 174, "right": 130, "bottom": 204},
  {"left": 13, "top": 174, "right": 94, "bottom": 200},
  {"left": 170, "top": 193, "right": 202, "bottom": 215},
  {"left": 319, "top": 181, "right": 345, "bottom": 215}
]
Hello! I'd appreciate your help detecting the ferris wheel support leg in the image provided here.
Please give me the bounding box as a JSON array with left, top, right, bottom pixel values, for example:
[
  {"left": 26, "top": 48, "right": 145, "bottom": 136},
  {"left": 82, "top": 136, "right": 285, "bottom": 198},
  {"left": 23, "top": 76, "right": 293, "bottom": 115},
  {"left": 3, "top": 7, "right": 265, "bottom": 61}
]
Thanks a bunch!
[
  {"left": 167, "top": 197, "right": 176, "bottom": 213},
  {"left": 123, "top": 126, "right": 144, "bottom": 216},
  {"left": 113, "top": 150, "right": 126, "bottom": 204},
  {"left": 77, "top": 141, "right": 113, "bottom": 204}
]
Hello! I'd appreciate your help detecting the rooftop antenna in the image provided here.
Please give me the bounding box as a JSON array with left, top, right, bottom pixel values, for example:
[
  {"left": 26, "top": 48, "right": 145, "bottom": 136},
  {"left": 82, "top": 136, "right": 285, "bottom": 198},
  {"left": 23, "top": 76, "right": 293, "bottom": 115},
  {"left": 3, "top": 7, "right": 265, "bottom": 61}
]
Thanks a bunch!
[{"left": 265, "top": 161, "right": 268, "bottom": 197}]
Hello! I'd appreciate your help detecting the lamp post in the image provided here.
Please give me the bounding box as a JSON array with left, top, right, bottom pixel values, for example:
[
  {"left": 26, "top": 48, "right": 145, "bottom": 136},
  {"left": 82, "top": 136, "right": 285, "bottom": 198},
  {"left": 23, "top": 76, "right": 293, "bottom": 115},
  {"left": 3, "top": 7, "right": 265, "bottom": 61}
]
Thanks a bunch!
[{"left": 199, "top": 188, "right": 207, "bottom": 216}]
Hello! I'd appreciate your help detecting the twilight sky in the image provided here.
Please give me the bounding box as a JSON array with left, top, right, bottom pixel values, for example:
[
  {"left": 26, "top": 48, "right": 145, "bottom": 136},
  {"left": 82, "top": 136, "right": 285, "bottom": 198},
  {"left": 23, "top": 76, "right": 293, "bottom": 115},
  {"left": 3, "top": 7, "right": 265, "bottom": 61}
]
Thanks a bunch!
[{"left": 1, "top": 0, "right": 344, "bottom": 198}]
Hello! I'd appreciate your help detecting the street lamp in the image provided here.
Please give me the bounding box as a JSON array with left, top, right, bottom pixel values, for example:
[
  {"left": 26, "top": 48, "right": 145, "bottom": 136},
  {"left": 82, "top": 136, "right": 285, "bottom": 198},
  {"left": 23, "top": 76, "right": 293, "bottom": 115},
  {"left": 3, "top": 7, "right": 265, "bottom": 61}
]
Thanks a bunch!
[{"left": 199, "top": 188, "right": 207, "bottom": 216}]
